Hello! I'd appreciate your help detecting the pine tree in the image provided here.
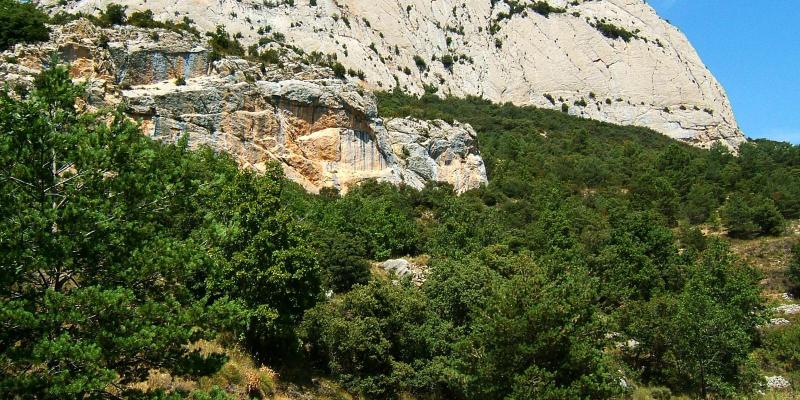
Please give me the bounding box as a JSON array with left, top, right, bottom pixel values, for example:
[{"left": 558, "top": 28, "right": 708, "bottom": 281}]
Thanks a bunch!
[{"left": 0, "top": 64, "right": 226, "bottom": 398}]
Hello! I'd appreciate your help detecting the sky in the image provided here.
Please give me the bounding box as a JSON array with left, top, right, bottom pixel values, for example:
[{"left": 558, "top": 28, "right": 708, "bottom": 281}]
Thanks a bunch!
[{"left": 648, "top": 0, "right": 799, "bottom": 144}]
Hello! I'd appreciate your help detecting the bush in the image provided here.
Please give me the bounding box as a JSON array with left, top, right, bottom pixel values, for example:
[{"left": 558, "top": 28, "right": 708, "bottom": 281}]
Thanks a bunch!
[
  {"left": 127, "top": 9, "right": 161, "bottom": 29},
  {"left": 301, "top": 281, "right": 433, "bottom": 398},
  {"left": 721, "top": 193, "right": 784, "bottom": 238},
  {"left": 440, "top": 53, "right": 454, "bottom": 70},
  {"left": 98, "top": 3, "right": 128, "bottom": 27},
  {"left": 760, "top": 321, "right": 800, "bottom": 373},
  {"left": 529, "top": 1, "right": 565, "bottom": 18},
  {"left": 206, "top": 25, "right": 245, "bottom": 57},
  {"left": 413, "top": 55, "right": 427, "bottom": 70},
  {"left": 331, "top": 62, "right": 346, "bottom": 78},
  {"left": 0, "top": 0, "right": 50, "bottom": 51},
  {"left": 789, "top": 242, "right": 800, "bottom": 293},
  {"left": 0, "top": 64, "right": 229, "bottom": 398},
  {"left": 594, "top": 21, "right": 636, "bottom": 42}
]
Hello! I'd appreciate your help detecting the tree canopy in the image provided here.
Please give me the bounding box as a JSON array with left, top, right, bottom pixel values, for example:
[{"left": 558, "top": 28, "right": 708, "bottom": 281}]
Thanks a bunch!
[{"left": 1, "top": 50, "right": 797, "bottom": 398}]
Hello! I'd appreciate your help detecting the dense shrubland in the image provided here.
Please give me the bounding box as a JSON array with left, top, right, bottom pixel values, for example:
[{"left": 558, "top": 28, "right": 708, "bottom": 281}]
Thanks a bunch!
[
  {"left": 0, "top": 0, "right": 50, "bottom": 51},
  {"left": 0, "top": 65, "right": 320, "bottom": 398},
  {"left": 376, "top": 91, "right": 800, "bottom": 229},
  {"left": 2, "top": 1, "right": 800, "bottom": 396}
]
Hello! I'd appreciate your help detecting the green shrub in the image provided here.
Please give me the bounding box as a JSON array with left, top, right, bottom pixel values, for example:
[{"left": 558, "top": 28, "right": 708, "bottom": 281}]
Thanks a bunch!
[
  {"left": 413, "top": 55, "right": 427, "bottom": 70},
  {"left": 49, "top": 10, "right": 81, "bottom": 25},
  {"left": 594, "top": 21, "right": 636, "bottom": 42},
  {"left": 331, "top": 62, "right": 346, "bottom": 78},
  {"left": 206, "top": 25, "right": 245, "bottom": 57},
  {"left": 789, "top": 242, "right": 800, "bottom": 293},
  {"left": 721, "top": 193, "right": 784, "bottom": 238},
  {"left": 0, "top": 0, "right": 50, "bottom": 51},
  {"left": 529, "top": 1, "right": 566, "bottom": 18},
  {"left": 440, "top": 53, "right": 454, "bottom": 70},
  {"left": 98, "top": 3, "right": 127, "bottom": 27},
  {"left": 760, "top": 322, "right": 800, "bottom": 375}
]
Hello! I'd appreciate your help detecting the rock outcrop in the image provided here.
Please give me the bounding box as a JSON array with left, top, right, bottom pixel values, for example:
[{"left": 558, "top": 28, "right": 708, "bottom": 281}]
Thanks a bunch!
[
  {"left": 38, "top": 0, "right": 747, "bottom": 149},
  {"left": 379, "top": 258, "right": 428, "bottom": 286},
  {"left": 0, "top": 20, "right": 487, "bottom": 193},
  {"left": 382, "top": 118, "right": 487, "bottom": 194}
]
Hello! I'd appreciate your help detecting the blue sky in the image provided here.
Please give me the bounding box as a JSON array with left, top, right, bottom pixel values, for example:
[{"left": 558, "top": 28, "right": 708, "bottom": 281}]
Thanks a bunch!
[{"left": 648, "top": 0, "right": 799, "bottom": 144}]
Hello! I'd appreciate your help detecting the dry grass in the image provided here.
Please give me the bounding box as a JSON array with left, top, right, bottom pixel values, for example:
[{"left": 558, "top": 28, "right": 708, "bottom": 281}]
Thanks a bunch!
[
  {"left": 130, "top": 339, "right": 277, "bottom": 398},
  {"left": 629, "top": 386, "right": 691, "bottom": 400},
  {"left": 129, "top": 339, "right": 353, "bottom": 399},
  {"left": 370, "top": 262, "right": 390, "bottom": 281},
  {"left": 727, "top": 220, "right": 799, "bottom": 298},
  {"left": 407, "top": 254, "right": 430, "bottom": 267}
]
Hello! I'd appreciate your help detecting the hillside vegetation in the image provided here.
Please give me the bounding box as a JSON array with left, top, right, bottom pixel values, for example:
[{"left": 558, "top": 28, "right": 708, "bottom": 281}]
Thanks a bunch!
[
  {"left": 3, "top": 63, "right": 799, "bottom": 400},
  {"left": 2, "top": 2, "right": 800, "bottom": 398}
]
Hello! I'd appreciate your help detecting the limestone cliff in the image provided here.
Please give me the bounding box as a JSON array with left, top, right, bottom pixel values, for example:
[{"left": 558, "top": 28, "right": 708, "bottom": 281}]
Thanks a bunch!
[
  {"left": 38, "top": 0, "right": 746, "bottom": 149},
  {"left": 0, "top": 20, "right": 487, "bottom": 193}
]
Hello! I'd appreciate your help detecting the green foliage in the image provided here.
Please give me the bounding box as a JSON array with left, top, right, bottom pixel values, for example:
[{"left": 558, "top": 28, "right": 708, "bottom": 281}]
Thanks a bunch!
[
  {"left": 206, "top": 25, "right": 245, "bottom": 58},
  {"left": 529, "top": 1, "right": 566, "bottom": 17},
  {"left": 620, "top": 240, "right": 762, "bottom": 397},
  {"left": 200, "top": 165, "right": 321, "bottom": 357},
  {"left": 440, "top": 53, "right": 454, "bottom": 70},
  {"left": 685, "top": 182, "right": 719, "bottom": 223},
  {"left": 759, "top": 322, "right": 800, "bottom": 376},
  {"left": 459, "top": 257, "right": 620, "bottom": 399},
  {"left": 292, "top": 181, "right": 420, "bottom": 261},
  {"left": 0, "top": 0, "right": 50, "bottom": 51},
  {"left": 0, "top": 64, "right": 227, "bottom": 398},
  {"left": 594, "top": 21, "right": 636, "bottom": 42},
  {"left": 302, "top": 280, "right": 436, "bottom": 398},
  {"left": 315, "top": 232, "right": 371, "bottom": 293},
  {"left": 98, "top": 3, "right": 128, "bottom": 27},
  {"left": 302, "top": 252, "right": 621, "bottom": 399},
  {"left": 331, "top": 61, "right": 347, "bottom": 78},
  {"left": 0, "top": 63, "right": 322, "bottom": 396},
  {"left": 2, "top": 40, "right": 796, "bottom": 399},
  {"left": 127, "top": 9, "right": 161, "bottom": 28},
  {"left": 789, "top": 242, "right": 800, "bottom": 293},
  {"left": 677, "top": 221, "right": 708, "bottom": 254},
  {"left": 721, "top": 192, "right": 784, "bottom": 238},
  {"left": 126, "top": 9, "right": 201, "bottom": 36},
  {"left": 413, "top": 55, "right": 427, "bottom": 70},
  {"left": 590, "top": 211, "right": 682, "bottom": 305},
  {"left": 375, "top": 91, "right": 800, "bottom": 237}
]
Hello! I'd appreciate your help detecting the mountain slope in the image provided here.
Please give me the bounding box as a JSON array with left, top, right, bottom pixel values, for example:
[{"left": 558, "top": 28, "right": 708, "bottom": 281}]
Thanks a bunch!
[{"left": 40, "top": 0, "right": 746, "bottom": 149}]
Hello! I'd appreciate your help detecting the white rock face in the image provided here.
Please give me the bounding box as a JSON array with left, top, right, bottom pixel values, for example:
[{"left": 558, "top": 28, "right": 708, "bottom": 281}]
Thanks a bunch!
[
  {"left": 775, "top": 304, "right": 800, "bottom": 315},
  {"left": 380, "top": 258, "right": 428, "bottom": 285},
  {"left": 39, "top": 0, "right": 746, "bottom": 149},
  {"left": 766, "top": 376, "right": 791, "bottom": 390},
  {"left": 381, "top": 118, "right": 487, "bottom": 193}
]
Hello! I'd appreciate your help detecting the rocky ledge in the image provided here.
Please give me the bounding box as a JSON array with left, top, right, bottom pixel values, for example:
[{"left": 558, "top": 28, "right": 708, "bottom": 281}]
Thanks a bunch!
[{"left": 0, "top": 20, "right": 487, "bottom": 193}]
